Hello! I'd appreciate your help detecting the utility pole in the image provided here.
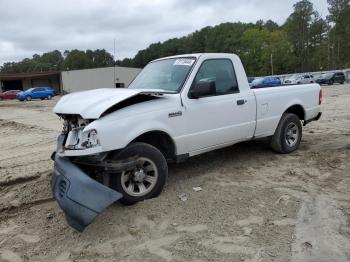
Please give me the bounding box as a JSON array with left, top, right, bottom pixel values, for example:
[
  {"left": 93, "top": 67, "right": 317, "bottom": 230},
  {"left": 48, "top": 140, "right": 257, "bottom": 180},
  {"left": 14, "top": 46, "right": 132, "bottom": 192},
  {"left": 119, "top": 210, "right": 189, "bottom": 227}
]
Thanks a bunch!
[
  {"left": 270, "top": 53, "right": 274, "bottom": 76},
  {"left": 113, "top": 39, "right": 116, "bottom": 88}
]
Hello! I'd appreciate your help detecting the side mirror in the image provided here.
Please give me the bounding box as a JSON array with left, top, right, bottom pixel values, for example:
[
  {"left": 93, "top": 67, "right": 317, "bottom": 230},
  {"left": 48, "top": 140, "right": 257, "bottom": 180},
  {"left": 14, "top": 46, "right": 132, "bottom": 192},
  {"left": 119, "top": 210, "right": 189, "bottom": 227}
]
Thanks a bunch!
[{"left": 190, "top": 81, "right": 216, "bottom": 99}]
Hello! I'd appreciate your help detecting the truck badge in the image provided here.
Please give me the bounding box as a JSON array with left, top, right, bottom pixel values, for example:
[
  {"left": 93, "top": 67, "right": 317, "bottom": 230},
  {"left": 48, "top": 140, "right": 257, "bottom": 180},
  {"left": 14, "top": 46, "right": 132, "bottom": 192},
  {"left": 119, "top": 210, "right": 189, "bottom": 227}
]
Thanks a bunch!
[{"left": 169, "top": 111, "right": 182, "bottom": 118}]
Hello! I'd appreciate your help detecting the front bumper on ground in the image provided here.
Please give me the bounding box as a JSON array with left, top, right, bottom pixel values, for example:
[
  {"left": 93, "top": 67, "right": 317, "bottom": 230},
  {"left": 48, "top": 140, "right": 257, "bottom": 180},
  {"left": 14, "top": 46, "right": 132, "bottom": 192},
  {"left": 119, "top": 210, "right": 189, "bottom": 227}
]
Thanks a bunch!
[{"left": 51, "top": 155, "right": 123, "bottom": 232}]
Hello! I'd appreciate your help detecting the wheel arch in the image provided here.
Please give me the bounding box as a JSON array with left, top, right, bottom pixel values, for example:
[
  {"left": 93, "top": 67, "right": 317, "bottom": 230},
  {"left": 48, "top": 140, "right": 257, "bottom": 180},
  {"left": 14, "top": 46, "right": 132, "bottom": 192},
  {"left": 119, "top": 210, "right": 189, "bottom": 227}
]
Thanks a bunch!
[
  {"left": 129, "top": 130, "right": 177, "bottom": 161},
  {"left": 283, "top": 104, "right": 305, "bottom": 121}
]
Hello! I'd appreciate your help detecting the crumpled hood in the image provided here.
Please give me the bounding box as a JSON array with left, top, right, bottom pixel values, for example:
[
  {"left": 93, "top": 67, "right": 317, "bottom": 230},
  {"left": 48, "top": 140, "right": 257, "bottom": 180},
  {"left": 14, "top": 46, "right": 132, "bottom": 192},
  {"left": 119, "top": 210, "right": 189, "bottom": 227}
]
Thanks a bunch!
[{"left": 53, "top": 88, "right": 172, "bottom": 119}]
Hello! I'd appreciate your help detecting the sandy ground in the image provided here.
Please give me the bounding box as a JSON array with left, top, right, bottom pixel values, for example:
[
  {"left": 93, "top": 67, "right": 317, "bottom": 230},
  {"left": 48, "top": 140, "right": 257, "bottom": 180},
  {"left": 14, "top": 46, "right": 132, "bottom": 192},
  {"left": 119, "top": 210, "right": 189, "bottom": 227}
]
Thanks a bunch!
[{"left": 0, "top": 84, "right": 350, "bottom": 262}]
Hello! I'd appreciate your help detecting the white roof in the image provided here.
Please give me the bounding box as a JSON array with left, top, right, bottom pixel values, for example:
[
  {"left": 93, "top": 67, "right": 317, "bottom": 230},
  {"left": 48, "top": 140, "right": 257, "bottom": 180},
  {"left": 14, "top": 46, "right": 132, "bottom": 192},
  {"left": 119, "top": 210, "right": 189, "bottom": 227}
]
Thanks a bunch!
[{"left": 152, "top": 53, "right": 237, "bottom": 62}]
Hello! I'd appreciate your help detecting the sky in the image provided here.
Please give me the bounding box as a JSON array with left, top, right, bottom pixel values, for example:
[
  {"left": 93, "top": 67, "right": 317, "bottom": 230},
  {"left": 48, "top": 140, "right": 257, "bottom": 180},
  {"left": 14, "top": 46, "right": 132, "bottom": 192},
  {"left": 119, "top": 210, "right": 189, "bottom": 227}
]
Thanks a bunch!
[{"left": 0, "top": 0, "right": 328, "bottom": 66}]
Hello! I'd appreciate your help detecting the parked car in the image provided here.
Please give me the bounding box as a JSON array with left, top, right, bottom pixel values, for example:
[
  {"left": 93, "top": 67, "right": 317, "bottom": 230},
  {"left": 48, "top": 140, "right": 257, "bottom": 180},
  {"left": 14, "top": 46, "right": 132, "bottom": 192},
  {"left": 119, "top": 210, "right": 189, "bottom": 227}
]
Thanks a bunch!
[
  {"left": 16, "top": 87, "right": 56, "bottom": 101},
  {"left": 284, "top": 74, "right": 314, "bottom": 85},
  {"left": 51, "top": 53, "right": 322, "bottom": 231},
  {"left": 316, "top": 72, "right": 345, "bottom": 85},
  {"left": 0, "top": 90, "right": 22, "bottom": 100},
  {"left": 251, "top": 76, "right": 281, "bottom": 88}
]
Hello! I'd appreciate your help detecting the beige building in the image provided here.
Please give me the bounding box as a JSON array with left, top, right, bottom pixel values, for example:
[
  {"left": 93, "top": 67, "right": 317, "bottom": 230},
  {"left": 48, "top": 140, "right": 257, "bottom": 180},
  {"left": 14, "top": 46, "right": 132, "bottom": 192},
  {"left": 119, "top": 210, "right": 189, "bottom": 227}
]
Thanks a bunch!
[
  {"left": 0, "top": 66, "right": 141, "bottom": 93},
  {"left": 61, "top": 66, "right": 141, "bottom": 93}
]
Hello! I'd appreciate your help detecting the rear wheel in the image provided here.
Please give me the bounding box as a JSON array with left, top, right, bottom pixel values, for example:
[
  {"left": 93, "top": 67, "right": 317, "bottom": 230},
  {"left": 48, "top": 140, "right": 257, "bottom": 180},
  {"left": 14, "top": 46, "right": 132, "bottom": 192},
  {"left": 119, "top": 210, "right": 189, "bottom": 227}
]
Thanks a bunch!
[
  {"left": 110, "top": 142, "right": 168, "bottom": 205},
  {"left": 26, "top": 96, "right": 32, "bottom": 101},
  {"left": 271, "top": 113, "right": 302, "bottom": 154}
]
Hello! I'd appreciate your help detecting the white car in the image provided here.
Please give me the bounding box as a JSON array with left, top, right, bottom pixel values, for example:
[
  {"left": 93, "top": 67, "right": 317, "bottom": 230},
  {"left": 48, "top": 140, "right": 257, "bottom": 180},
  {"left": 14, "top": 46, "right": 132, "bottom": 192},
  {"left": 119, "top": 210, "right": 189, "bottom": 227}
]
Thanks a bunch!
[
  {"left": 51, "top": 53, "right": 322, "bottom": 231},
  {"left": 284, "top": 74, "right": 315, "bottom": 85}
]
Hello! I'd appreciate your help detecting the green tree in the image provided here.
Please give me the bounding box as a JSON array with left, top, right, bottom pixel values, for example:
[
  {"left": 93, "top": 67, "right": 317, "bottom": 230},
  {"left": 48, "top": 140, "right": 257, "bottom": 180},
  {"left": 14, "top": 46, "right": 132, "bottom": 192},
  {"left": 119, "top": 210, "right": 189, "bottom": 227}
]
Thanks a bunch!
[
  {"left": 62, "top": 50, "right": 90, "bottom": 70},
  {"left": 327, "top": 0, "right": 350, "bottom": 68},
  {"left": 327, "top": 0, "right": 350, "bottom": 22},
  {"left": 241, "top": 28, "right": 270, "bottom": 76},
  {"left": 284, "top": 0, "right": 315, "bottom": 71},
  {"left": 268, "top": 30, "right": 296, "bottom": 74},
  {"left": 86, "top": 49, "right": 114, "bottom": 68},
  {"left": 264, "top": 20, "right": 279, "bottom": 32}
]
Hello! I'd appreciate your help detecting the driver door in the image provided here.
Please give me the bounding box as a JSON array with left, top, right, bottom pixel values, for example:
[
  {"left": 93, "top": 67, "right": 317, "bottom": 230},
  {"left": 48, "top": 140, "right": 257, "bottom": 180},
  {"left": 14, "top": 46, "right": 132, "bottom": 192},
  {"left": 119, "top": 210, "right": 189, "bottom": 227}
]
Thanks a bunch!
[{"left": 180, "top": 59, "right": 256, "bottom": 154}]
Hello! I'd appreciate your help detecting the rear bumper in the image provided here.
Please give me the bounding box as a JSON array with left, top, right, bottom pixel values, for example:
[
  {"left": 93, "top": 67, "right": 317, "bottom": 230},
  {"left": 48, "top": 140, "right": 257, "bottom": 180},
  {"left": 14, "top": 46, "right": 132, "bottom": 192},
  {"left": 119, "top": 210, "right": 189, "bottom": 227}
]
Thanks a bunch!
[{"left": 51, "top": 155, "right": 122, "bottom": 231}]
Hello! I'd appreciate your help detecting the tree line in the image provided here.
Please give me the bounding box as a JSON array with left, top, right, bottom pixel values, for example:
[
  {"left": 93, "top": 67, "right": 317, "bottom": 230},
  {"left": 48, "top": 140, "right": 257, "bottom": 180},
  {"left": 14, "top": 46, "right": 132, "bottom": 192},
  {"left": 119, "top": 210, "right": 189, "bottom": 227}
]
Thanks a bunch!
[
  {"left": 0, "top": 49, "right": 114, "bottom": 73},
  {"left": 1, "top": 0, "right": 349, "bottom": 77}
]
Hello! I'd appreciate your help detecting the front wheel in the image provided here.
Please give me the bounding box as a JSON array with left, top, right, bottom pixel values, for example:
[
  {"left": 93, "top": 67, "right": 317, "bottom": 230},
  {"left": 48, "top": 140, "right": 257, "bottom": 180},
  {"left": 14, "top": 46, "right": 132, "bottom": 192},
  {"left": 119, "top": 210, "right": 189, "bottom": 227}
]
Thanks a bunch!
[
  {"left": 271, "top": 113, "right": 302, "bottom": 154},
  {"left": 110, "top": 142, "right": 168, "bottom": 205},
  {"left": 26, "top": 96, "right": 32, "bottom": 101},
  {"left": 47, "top": 95, "right": 52, "bottom": 100},
  {"left": 328, "top": 80, "right": 334, "bottom": 85}
]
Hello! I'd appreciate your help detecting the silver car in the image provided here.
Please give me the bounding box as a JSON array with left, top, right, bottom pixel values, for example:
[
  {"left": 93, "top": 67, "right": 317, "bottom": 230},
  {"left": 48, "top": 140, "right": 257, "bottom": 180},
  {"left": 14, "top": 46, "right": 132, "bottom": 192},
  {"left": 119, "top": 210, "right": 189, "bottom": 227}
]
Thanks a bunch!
[{"left": 284, "top": 74, "right": 315, "bottom": 85}]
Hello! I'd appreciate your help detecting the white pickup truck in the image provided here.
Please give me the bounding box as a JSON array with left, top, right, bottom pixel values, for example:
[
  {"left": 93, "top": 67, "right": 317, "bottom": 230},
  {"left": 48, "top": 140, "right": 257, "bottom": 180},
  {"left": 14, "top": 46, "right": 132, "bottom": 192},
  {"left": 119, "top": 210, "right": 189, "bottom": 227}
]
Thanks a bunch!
[{"left": 51, "top": 53, "right": 322, "bottom": 231}]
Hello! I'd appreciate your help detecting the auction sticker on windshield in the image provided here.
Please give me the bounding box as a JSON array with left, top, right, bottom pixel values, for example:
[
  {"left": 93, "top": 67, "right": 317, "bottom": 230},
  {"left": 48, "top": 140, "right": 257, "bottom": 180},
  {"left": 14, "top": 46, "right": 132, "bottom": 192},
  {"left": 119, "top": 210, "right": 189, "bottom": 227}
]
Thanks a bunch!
[{"left": 174, "top": 58, "right": 195, "bottom": 66}]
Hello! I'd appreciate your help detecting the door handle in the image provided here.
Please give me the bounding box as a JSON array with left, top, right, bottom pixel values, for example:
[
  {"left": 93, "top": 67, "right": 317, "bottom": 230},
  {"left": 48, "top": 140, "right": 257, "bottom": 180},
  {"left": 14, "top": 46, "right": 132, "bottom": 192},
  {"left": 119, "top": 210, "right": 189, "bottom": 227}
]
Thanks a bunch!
[{"left": 237, "top": 99, "right": 246, "bottom": 106}]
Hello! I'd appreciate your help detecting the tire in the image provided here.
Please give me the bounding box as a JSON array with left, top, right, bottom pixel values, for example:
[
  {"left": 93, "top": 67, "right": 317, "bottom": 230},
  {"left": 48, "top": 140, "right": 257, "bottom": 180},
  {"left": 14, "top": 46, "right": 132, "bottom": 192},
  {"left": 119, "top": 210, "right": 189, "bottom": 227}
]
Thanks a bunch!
[
  {"left": 26, "top": 96, "right": 32, "bottom": 101},
  {"left": 47, "top": 95, "right": 52, "bottom": 100},
  {"left": 328, "top": 80, "right": 334, "bottom": 85},
  {"left": 0, "top": 97, "right": 3, "bottom": 101},
  {"left": 110, "top": 142, "right": 168, "bottom": 205},
  {"left": 271, "top": 113, "right": 302, "bottom": 154}
]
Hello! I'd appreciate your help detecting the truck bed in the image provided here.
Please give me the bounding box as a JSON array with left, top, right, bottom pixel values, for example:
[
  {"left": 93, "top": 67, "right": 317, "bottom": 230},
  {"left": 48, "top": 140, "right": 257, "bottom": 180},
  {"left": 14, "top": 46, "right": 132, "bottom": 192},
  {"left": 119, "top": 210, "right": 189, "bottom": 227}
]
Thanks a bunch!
[{"left": 252, "top": 83, "right": 321, "bottom": 138}]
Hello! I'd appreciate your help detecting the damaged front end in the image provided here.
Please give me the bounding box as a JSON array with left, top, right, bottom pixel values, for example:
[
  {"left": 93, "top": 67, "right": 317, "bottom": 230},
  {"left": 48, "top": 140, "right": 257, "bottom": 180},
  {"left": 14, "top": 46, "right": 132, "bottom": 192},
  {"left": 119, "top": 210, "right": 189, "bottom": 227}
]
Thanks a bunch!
[
  {"left": 51, "top": 118, "right": 135, "bottom": 232},
  {"left": 51, "top": 89, "right": 170, "bottom": 231}
]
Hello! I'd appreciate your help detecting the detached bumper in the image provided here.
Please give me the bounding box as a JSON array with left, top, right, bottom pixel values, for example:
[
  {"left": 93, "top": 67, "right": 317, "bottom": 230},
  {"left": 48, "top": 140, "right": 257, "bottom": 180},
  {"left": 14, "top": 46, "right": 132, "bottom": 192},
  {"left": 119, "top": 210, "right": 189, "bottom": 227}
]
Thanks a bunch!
[{"left": 51, "top": 155, "right": 122, "bottom": 231}]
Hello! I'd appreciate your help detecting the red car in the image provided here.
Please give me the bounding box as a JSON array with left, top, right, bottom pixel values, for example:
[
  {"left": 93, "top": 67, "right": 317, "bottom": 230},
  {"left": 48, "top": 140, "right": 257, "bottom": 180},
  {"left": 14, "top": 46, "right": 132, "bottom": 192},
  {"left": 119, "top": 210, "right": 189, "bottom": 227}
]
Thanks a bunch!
[{"left": 0, "top": 90, "right": 22, "bottom": 100}]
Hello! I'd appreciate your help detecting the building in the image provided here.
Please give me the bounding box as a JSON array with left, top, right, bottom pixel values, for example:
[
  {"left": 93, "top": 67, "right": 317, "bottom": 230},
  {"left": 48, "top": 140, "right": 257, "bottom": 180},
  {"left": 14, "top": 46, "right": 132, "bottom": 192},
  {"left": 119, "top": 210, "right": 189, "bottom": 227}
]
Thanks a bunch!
[
  {"left": 0, "top": 72, "right": 61, "bottom": 92},
  {"left": 61, "top": 66, "right": 141, "bottom": 93},
  {"left": 0, "top": 66, "right": 141, "bottom": 93}
]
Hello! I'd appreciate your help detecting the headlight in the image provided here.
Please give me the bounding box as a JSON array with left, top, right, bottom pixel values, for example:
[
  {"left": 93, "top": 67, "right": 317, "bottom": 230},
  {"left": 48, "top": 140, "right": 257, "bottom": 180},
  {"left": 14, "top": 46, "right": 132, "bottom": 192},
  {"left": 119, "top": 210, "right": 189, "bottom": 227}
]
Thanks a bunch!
[{"left": 81, "top": 129, "right": 99, "bottom": 148}]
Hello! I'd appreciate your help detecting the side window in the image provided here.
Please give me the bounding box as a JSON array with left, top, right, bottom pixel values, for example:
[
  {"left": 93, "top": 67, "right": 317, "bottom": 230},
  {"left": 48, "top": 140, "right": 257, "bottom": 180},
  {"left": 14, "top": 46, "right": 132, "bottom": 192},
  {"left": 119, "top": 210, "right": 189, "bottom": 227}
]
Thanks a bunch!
[{"left": 192, "top": 59, "right": 239, "bottom": 96}]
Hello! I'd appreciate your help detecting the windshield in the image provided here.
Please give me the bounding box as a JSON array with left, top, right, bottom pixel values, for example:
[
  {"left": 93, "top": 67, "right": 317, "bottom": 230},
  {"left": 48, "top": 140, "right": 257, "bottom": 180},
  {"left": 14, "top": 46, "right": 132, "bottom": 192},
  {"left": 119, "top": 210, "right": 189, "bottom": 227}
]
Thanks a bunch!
[
  {"left": 129, "top": 57, "right": 196, "bottom": 92},
  {"left": 322, "top": 73, "right": 333, "bottom": 78},
  {"left": 26, "top": 88, "right": 34, "bottom": 92},
  {"left": 288, "top": 74, "right": 299, "bottom": 80}
]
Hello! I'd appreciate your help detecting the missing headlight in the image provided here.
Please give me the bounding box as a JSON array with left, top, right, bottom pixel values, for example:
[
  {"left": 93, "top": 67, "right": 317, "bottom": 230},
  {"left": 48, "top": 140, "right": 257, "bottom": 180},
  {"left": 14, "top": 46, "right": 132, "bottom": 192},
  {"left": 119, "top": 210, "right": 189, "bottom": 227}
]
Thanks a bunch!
[{"left": 81, "top": 129, "right": 99, "bottom": 148}]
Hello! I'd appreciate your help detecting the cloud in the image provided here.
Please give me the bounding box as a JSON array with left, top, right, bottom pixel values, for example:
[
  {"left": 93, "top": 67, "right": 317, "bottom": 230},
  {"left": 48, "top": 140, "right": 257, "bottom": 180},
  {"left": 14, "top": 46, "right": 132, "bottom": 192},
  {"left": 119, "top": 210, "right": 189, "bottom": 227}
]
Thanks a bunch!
[{"left": 0, "top": 0, "right": 328, "bottom": 65}]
